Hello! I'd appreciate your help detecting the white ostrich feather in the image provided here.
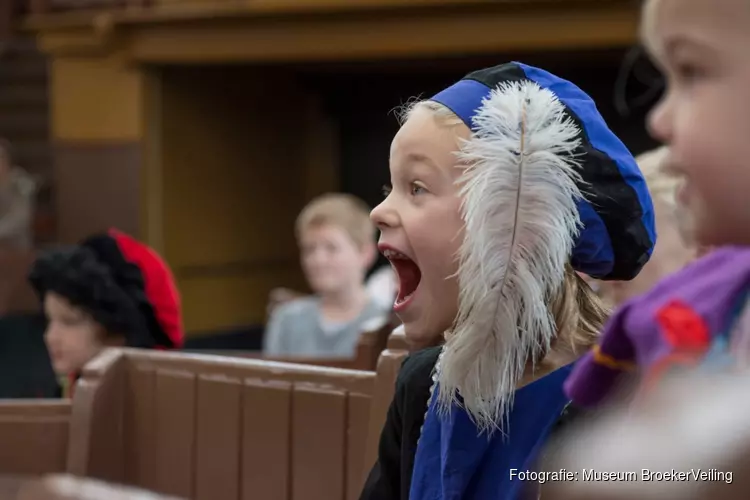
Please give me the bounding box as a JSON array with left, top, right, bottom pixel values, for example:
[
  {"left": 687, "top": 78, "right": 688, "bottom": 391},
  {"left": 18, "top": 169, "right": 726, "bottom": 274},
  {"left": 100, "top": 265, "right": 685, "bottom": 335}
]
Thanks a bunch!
[{"left": 436, "top": 81, "right": 585, "bottom": 435}]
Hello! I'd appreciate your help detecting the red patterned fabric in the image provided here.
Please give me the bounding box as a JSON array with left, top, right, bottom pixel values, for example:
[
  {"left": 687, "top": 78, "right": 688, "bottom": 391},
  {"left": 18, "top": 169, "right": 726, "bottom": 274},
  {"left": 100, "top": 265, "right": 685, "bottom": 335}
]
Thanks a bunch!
[
  {"left": 656, "top": 300, "right": 711, "bottom": 352},
  {"left": 108, "top": 228, "right": 184, "bottom": 348}
]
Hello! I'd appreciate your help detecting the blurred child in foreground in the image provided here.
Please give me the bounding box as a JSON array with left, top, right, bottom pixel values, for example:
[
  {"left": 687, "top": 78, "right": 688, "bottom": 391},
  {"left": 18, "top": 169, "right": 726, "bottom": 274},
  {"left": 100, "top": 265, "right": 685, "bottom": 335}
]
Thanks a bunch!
[{"left": 565, "top": 0, "right": 750, "bottom": 409}]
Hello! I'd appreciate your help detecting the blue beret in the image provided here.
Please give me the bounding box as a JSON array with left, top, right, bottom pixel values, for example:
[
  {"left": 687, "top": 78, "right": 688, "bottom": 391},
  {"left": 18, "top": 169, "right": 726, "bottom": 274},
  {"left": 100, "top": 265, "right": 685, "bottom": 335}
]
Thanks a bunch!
[{"left": 431, "top": 62, "right": 656, "bottom": 280}]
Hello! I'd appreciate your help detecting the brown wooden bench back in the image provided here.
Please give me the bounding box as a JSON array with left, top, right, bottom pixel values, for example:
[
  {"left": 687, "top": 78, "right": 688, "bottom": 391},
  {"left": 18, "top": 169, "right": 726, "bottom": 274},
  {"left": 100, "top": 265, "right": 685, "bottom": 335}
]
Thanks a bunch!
[
  {"left": 0, "top": 401, "right": 70, "bottom": 475},
  {"left": 0, "top": 328, "right": 407, "bottom": 500},
  {"left": 68, "top": 348, "right": 376, "bottom": 500},
  {"left": 363, "top": 327, "right": 409, "bottom": 474}
]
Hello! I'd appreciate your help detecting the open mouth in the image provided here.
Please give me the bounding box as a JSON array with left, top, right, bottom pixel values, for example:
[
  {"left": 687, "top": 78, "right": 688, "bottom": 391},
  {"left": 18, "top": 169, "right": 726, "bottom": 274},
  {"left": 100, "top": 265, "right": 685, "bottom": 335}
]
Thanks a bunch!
[{"left": 383, "top": 248, "right": 422, "bottom": 309}]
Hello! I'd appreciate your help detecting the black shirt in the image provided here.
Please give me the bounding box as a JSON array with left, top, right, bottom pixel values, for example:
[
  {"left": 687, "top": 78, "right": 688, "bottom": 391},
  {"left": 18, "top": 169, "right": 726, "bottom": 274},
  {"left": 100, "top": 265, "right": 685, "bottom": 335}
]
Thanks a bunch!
[{"left": 360, "top": 347, "right": 440, "bottom": 500}]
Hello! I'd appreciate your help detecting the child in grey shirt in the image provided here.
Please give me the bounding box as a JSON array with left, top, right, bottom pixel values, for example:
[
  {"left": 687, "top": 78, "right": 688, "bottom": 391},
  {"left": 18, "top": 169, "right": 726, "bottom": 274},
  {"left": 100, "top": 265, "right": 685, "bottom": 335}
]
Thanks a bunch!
[
  {"left": 264, "top": 296, "right": 385, "bottom": 358},
  {"left": 263, "top": 193, "right": 389, "bottom": 358}
]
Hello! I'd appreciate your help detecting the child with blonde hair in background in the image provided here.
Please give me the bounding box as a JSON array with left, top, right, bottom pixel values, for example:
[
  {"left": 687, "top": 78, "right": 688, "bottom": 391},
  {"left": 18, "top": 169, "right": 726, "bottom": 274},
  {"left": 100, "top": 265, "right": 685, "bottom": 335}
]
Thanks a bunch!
[{"left": 263, "top": 193, "right": 387, "bottom": 358}]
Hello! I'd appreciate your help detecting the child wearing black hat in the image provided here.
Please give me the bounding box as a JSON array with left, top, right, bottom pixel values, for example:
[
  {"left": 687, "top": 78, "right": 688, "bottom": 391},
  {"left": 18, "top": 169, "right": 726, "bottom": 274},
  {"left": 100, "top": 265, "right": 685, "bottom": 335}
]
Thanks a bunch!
[
  {"left": 361, "top": 62, "right": 656, "bottom": 500},
  {"left": 29, "top": 228, "right": 184, "bottom": 397}
]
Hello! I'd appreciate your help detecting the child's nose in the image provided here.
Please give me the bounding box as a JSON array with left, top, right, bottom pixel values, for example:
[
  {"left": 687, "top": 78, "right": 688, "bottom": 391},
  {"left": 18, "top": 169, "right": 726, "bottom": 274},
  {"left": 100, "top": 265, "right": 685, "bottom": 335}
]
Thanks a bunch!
[
  {"left": 305, "top": 248, "right": 327, "bottom": 265},
  {"left": 370, "top": 198, "right": 398, "bottom": 230},
  {"left": 44, "top": 323, "right": 61, "bottom": 344},
  {"left": 647, "top": 93, "right": 673, "bottom": 144}
]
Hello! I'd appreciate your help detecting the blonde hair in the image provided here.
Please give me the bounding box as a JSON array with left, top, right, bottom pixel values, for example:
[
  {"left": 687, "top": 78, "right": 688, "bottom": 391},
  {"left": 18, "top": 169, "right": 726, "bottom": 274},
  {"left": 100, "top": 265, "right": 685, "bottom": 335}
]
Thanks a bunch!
[
  {"left": 637, "top": 145, "right": 697, "bottom": 248},
  {"left": 295, "top": 193, "right": 375, "bottom": 248},
  {"left": 637, "top": 146, "right": 677, "bottom": 209},
  {"left": 398, "top": 99, "right": 465, "bottom": 128},
  {"left": 549, "top": 265, "right": 610, "bottom": 357},
  {"left": 402, "top": 98, "right": 609, "bottom": 352}
]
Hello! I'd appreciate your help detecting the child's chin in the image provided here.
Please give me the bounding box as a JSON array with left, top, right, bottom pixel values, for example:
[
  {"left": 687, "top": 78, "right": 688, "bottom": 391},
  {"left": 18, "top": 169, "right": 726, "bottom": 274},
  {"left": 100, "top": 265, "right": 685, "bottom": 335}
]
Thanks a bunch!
[
  {"left": 53, "top": 363, "right": 70, "bottom": 376},
  {"left": 310, "top": 284, "right": 341, "bottom": 296},
  {"left": 400, "top": 319, "right": 445, "bottom": 349},
  {"left": 51, "top": 357, "right": 78, "bottom": 376}
]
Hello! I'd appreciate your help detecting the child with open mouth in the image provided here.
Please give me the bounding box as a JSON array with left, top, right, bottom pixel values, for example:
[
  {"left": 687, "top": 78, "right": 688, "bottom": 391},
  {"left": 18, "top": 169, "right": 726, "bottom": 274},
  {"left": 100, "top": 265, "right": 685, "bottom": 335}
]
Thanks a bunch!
[{"left": 361, "top": 62, "right": 656, "bottom": 500}]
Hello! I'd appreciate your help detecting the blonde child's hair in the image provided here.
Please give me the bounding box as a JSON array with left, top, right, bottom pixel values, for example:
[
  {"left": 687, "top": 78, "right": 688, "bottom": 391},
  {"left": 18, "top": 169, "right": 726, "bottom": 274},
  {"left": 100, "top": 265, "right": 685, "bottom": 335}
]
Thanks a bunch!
[
  {"left": 398, "top": 99, "right": 464, "bottom": 128},
  {"left": 550, "top": 265, "right": 609, "bottom": 357},
  {"left": 637, "top": 145, "right": 699, "bottom": 249},
  {"left": 636, "top": 146, "right": 677, "bottom": 209},
  {"left": 295, "top": 193, "right": 375, "bottom": 248},
  {"left": 400, "top": 99, "right": 609, "bottom": 354}
]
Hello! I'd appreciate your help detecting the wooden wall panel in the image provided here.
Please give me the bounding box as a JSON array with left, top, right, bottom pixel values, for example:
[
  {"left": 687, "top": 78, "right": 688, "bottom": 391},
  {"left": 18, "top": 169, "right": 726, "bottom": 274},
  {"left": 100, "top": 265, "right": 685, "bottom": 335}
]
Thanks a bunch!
[
  {"left": 49, "top": 55, "right": 147, "bottom": 245},
  {"left": 50, "top": 56, "right": 144, "bottom": 142},
  {"left": 54, "top": 142, "right": 141, "bottom": 243},
  {"left": 46, "top": 57, "right": 339, "bottom": 333},
  {"left": 159, "top": 67, "right": 331, "bottom": 332}
]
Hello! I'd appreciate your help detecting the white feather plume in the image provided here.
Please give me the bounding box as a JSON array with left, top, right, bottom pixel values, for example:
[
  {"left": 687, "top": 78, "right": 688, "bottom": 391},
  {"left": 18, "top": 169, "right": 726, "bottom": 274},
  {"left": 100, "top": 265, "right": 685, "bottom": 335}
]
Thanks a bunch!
[{"left": 436, "top": 81, "right": 584, "bottom": 435}]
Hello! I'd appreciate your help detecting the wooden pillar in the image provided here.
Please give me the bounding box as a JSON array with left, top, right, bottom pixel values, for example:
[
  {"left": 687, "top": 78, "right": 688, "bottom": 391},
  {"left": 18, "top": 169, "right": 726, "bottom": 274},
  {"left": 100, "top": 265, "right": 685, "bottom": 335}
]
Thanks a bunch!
[{"left": 50, "top": 53, "right": 151, "bottom": 245}]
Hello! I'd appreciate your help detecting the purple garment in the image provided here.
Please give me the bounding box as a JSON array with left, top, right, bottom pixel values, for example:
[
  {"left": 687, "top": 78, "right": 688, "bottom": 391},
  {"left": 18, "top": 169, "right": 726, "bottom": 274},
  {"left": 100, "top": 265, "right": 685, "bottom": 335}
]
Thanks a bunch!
[{"left": 565, "top": 246, "right": 750, "bottom": 408}]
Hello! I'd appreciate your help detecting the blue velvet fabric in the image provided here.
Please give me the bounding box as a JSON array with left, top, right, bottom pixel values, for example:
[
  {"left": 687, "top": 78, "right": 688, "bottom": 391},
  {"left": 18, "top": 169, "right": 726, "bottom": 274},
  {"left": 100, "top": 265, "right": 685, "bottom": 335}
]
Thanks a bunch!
[{"left": 409, "top": 364, "right": 574, "bottom": 500}]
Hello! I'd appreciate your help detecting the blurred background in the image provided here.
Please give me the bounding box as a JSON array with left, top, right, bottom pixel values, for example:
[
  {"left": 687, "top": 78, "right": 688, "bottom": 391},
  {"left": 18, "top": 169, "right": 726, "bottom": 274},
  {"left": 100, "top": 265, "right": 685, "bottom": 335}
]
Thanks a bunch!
[{"left": 0, "top": 0, "right": 661, "bottom": 396}]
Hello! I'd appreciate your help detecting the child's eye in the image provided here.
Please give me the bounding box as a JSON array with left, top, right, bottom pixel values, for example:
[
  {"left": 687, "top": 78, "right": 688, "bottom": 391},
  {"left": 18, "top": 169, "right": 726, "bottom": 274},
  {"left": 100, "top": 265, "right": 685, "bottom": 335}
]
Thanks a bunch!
[
  {"left": 381, "top": 183, "right": 392, "bottom": 198},
  {"left": 60, "top": 316, "right": 82, "bottom": 327},
  {"left": 673, "top": 62, "right": 703, "bottom": 84},
  {"left": 411, "top": 183, "right": 426, "bottom": 196}
]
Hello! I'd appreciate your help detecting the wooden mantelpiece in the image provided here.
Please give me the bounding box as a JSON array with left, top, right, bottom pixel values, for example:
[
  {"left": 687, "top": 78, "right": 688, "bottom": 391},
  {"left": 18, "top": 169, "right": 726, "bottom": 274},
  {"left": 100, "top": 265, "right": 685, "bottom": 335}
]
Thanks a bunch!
[{"left": 25, "top": 0, "right": 639, "bottom": 62}]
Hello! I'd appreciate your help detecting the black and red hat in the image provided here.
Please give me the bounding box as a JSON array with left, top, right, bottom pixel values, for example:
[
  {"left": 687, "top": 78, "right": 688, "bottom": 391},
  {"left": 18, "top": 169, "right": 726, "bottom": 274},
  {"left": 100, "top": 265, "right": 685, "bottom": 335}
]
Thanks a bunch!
[{"left": 29, "top": 228, "right": 183, "bottom": 349}]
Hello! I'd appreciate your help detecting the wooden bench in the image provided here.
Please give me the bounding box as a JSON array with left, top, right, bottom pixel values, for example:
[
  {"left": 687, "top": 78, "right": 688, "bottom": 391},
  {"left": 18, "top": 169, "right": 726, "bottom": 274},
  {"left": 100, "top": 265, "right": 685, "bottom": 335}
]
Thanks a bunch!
[
  {"left": 0, "top": 401, "right": 70, "bottom": 475},
  {"left": 0, "top": 328, "right": 409, "bottom": 500},
  {"left": 69, "top": 348, "right": 375, "bottom": 499},
  {"left": 186, "top": 317, "right": 398, "bottom": 372},
  {"left": 364, "top": 328, "right": 408, "bottom": 472}
]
